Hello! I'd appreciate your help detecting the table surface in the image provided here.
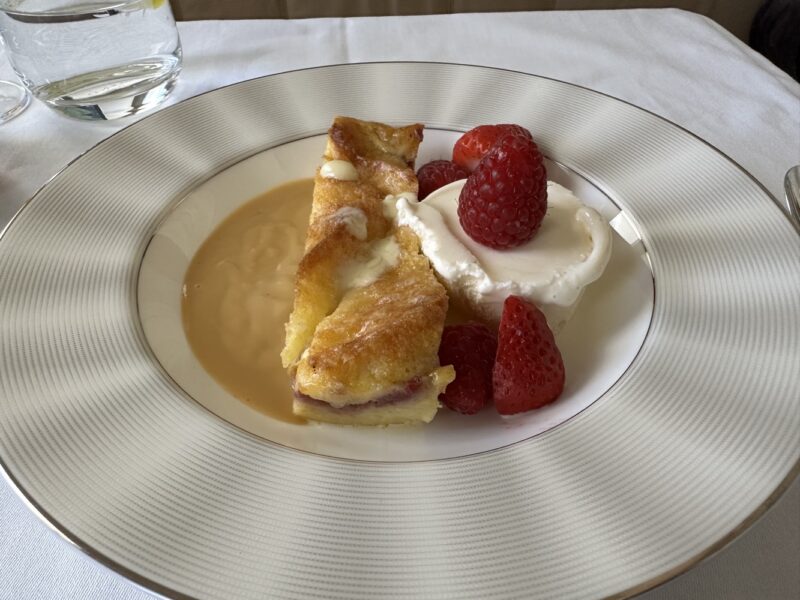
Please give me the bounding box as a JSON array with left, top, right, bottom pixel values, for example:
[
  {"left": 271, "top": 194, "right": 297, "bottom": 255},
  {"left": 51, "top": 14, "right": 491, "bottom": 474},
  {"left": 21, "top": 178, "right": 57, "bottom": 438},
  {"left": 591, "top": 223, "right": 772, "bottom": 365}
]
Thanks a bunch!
[{"left": 1, "top": 8, "right": 799, "bottom": 600}]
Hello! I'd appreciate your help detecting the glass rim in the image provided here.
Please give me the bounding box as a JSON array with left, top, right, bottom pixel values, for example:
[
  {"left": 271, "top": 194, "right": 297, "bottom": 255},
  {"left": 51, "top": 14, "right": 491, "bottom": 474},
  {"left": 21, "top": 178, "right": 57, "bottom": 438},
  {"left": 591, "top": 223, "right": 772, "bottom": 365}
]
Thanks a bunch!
[
  {"left": 0, "top": 1, "right": 155, "bottom": 19},
  {"left": 0, "top": 79, "right": 30, "bottom": 123}
]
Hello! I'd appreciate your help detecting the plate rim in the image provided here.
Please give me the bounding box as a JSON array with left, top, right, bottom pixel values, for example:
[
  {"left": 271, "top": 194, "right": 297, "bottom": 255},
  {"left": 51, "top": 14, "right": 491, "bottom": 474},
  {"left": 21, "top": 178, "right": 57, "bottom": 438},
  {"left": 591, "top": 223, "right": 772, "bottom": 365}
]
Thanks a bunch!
[
  {"left": 1, "top": 61, "right": 798, "bottom": 600},
  {"left": 3, "top": 61, "right": 796, "bottom": 242}
]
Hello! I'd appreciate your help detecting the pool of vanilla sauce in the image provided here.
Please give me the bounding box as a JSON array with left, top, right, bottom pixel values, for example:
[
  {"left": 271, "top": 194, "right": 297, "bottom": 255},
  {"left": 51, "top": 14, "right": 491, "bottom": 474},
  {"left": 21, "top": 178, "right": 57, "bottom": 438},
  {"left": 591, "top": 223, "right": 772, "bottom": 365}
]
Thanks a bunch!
[{"left": 182, "top": 179, "right": 314, "bottom": 425}]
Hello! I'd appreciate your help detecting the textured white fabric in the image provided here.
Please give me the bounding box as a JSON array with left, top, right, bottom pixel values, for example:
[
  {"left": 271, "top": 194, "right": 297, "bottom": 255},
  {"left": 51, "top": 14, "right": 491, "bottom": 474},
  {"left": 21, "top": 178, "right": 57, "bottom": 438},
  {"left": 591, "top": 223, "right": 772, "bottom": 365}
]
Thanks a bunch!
[{"left": 1, "top": 9, "right": 798, "bottom": 599}]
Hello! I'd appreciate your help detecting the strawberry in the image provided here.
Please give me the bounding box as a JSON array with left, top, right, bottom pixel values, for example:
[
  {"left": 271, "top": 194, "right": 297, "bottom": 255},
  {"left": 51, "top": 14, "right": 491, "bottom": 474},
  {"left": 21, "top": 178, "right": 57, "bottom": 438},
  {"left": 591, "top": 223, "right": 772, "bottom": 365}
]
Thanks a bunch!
[
  {"left": 452, "top": 124, "right": 532, "bottom": 172},
  {"left": 438, "top": 322, "right": 497, "bottom": 415},
  {"left": 417, "top": 159, "right": 469, "bottom": 200},
  {"left": 457, "top": 130, "right": 547, "bottom": 249},
  {"left": 493, "top": 296, "right": 565, "bottom": 415}
]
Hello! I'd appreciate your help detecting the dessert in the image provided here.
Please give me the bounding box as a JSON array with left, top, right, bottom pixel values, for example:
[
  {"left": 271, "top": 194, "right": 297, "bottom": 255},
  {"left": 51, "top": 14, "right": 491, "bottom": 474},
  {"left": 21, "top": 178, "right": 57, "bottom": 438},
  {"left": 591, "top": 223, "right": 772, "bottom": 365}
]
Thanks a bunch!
[
  {"left": 417, "top": 159, "right": 468, "bottom": 200},
  {"left": 399, "top": 123, "right": 611, "bottom": 333},
  {"left": 493, "top": 296, "right": 565, "bottom": 414},
  {"left": 281, "top": 117, "right": 455, "bottom": 425},
  {"left": 278, "top": 119, "right": 611, "bottom": 423},
  {"left": 392, "top": 179, "right": 611, "bottom": 332},
  {"left": 457, "top": 127, "right": 547, "bottom": 249},
  {"left": 182, "top": 117, "right": 612, "bottom": 425},
  {"left": 437, "top": 323, "right": 496, "bottom": 415},
  {"left": 452, "top": 124, "right": 532, "bottom": 172}
]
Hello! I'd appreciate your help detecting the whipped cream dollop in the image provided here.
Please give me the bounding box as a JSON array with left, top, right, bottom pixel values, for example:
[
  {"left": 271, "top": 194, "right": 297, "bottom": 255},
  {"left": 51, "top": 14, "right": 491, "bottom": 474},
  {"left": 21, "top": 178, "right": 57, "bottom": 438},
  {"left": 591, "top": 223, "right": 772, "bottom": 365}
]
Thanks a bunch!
[{"left": 394, "top": 180, "right": 612, "bottom": 330}]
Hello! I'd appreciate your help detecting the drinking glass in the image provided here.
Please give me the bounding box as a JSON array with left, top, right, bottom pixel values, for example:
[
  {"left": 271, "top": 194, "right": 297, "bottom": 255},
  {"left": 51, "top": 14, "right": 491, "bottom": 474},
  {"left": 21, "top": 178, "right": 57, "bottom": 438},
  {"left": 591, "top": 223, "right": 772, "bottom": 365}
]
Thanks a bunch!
[
  {"left": 0, "top": 0, "right": 182, "bottom": 120},
  {"left": 0, "top": 78, "right": 29, "bottom": 123}
]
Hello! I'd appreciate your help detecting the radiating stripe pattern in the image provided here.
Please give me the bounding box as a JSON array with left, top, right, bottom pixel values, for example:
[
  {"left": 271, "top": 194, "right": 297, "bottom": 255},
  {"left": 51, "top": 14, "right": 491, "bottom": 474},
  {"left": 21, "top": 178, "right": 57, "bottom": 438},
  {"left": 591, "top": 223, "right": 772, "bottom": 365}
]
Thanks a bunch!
[{"left": 0, "top": 63, "right": 798, "bottom": 600}]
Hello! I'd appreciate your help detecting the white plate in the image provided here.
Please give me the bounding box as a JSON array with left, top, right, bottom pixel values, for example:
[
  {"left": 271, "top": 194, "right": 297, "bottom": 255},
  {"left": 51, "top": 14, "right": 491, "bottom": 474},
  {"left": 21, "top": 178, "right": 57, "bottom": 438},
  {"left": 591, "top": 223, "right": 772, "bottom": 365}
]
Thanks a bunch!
[{"left": 1, "top": 63, "right": 798, "bottom": 600}]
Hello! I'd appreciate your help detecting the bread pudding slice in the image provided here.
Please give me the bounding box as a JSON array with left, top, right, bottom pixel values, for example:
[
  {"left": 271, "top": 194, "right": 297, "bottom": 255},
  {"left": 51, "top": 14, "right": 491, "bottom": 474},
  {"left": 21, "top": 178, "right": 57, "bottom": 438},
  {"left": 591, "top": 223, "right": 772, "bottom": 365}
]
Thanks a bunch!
[{"left": 281, "top": 117, "right": 454, "bottom": 425}]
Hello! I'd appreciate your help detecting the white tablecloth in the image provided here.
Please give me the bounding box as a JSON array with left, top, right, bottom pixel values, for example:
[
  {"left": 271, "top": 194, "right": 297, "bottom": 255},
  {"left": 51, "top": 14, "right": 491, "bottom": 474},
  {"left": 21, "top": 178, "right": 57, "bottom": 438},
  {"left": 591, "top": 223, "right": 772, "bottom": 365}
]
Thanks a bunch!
[{"left": 1, "top": 9, "right": 798, "bottom": 599}]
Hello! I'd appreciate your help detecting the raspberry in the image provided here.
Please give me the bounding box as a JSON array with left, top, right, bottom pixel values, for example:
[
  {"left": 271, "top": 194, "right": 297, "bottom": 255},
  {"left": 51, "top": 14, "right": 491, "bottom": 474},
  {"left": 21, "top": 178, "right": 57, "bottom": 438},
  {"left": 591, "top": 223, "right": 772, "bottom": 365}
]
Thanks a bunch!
[
  {"left": 437, "top": 322, "right": 497, "bottom": 415},
  {"left": 457, "top": 131, "right": 547, "bottom": 249},
  {"left": 493, "top": 296, "right": 565, "bottom": 415},
  {"left": 416, "top": 160, "right": 469, "bottom": 200},
  {"left": 452, "top": 124, "right": 533, "bottom": 172}
]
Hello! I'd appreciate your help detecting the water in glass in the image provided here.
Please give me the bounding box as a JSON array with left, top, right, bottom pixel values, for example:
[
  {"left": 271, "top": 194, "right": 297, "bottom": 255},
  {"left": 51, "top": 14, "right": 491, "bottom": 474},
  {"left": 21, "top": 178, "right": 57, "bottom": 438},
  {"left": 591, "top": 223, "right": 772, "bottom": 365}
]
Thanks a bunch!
[{"left": 0, "top": 0, "right": 181, "bottom": 119}]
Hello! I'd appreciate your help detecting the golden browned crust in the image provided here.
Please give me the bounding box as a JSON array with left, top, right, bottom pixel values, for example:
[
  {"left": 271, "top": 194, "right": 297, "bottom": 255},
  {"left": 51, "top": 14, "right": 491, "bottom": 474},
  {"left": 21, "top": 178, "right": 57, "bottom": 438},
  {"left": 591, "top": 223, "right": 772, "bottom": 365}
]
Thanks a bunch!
[
  {"left": 281, "top": 117, "right": 453, "bottom": 421},
  {"left": 326, "top": 116, "right": 423, "bottom": 169},
  {"left": 294, "top": 228, "right": 449, "bottom": 403},
  {"left": 280, "top": 178, "right": 391, "bottom": 366}
]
